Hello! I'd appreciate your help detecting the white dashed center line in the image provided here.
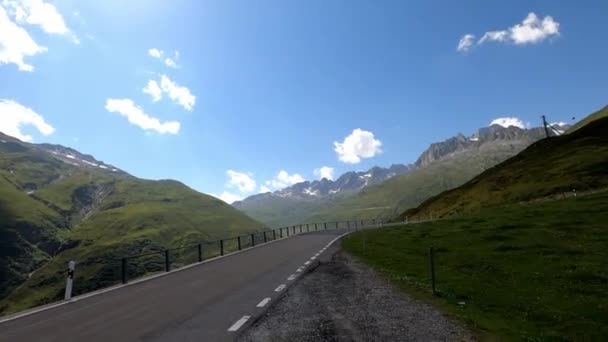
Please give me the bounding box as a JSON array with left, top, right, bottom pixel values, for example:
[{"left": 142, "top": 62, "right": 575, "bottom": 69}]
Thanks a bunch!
[
  {"left": 288, "top": 274, "right": 297, "bottom": 281},
  {"left": 296, "top": 267, "right": 304, "bottom": 273},
  {"left": 311, "top": 256, "right": 317, "bottom": 260},
  {"left": 256, "top": 298, "right": 271, "bottom": 308},
  {"left": 228, "top": 315, "right": 251, "bottom": 332},
  {"left": 304, "top": 261, "right": 311, "bottom": 265},
  {"left": 274, "top": 284, "right": 286, "bottom": 292}
]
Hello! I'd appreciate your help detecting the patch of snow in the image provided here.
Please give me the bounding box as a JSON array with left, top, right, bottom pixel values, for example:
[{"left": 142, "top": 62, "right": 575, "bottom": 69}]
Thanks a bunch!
[
  {"left": 82, "top": 160, "right": 99, "bottom": 167},
  {"left": 111, "top": 168, "right": 118, "bottom": 172},
  {"left": 65, "top": 154, "right": 76, "bottom": 159},
  {"left": 98, "top": 165, "right": 108, "bottom": 169},
  {"left": 329, "top": 189, "right": 339, "bottom": 194},
  {"left": 0, "top": 140, "right": 6, "bottom": 143},
  {"left": 470, "top": 137, "right": 479, "bottom": 142},
  {"left": 303, "top": 187, "right": 319, "bottom": 196},
  {"left": 551, "top": 122, "right": 568, "bottom": 127},
  {"left": 67, "top": 162, "right": 80, "bottom": 167},
  {"left": 26, "top": 190, "right": 35, "bottom": 195}
]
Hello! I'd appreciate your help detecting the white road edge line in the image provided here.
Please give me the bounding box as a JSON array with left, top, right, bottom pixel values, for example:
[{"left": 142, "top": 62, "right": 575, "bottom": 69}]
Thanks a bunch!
[
  {"left": 228, "top": 315, "right": 251, "bottom": 332},
  {"left": 304, "top": 261, "right": 311, "bottom": 265},
  {"left": 296, "top": 267, "right": 304, "bottom": 273},
  {"left": 311, "top": 256, "right": 317, "bottom": 260},
  {"left": 287, "top": 274, "right": 297, "bottom": 281},
  {"left": 275, "top": 284, "right": 286, "bottom": 292},
  {"left": 256, "top": 298, "right": 271, "bottom": 308}
]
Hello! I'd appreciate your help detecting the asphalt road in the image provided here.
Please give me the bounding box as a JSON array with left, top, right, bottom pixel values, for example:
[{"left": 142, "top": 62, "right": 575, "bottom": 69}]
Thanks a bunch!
[{"left": 0, "top": 228, "right": 350, "bottom": 342}]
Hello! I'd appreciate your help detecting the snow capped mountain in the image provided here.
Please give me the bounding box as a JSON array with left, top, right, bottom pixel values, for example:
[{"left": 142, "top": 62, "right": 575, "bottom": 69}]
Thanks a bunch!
[
  {"left": 234, "top": 163, "right": 414, "bottom": 205},
  {"left": 0, "top": 132, "right": 126, "bottom": 175}
]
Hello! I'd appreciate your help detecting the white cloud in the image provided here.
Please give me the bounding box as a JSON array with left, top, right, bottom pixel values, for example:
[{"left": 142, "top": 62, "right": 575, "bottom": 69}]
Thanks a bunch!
[
  {"left": 4, "top": 0, "right": 71, "bottom": 34},
  {"left": 0, "top": 99, "right": 54, "bottom": 142},
  {"left": 212, "top": 191, "right": 243, "bottom": 204},
  {"left": 313, "top": 166, "right": 334, "bottom": 180},
  {"left": 259, "top": 185, "right": 271, "bottom": 193},
  {"left": 472, "top": 13, "right": 560, "bottom": 49},
  {"left": 265, "top": 170, "right": 305, "bottom": 189},
  {"left": 226, "top": 170, "right": 256, "bottom": 193},
  {"left": 457, "top": 34, "right": 475, "bottom": 52},
  {"left": 142, "top": 80, "right": 162, "bottom": 102},
  {"left": 0, "top": 6, "right": 46, "bottom": 71},
  {"left": 148, "top": 48, "right": 179, "bottom": 68},
  {"left": 105, "top": 98, "right": 180, "bottom": 134},
  {"left": 164, "top": 57, "right": 177, "bottom": 68},
  {"left": 148, "top": 48, "right": 163, "bottom": 59},
  {"left": 334, "top": 128, "right": 382, "bottom": 164},
  {"left": 490, "top": 117, "right": 526, "bottom": 129},
  {"left": 160, "top": 75, "right": 195, "bottom": 111}
]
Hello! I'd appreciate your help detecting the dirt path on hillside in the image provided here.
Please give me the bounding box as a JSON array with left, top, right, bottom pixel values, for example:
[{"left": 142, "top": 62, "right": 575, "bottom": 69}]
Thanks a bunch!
[{"left": 239, "top": 248, "right": 474, "bottom": 342}]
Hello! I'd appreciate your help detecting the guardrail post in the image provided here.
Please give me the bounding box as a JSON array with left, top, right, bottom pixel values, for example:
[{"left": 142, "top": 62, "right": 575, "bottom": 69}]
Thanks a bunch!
[
  {"left": 220, "top": 240, "right": 224, "bottom": 256},
  {"left": 238, "top": 236, "right": 242, "bottom": 250},
  {"left": 315, "top": 223, "right": 318, "bottom": 231},
  {"left": 251, "top": 233, "right": 255, "bottom": 246},
  {"left": 307, "top": 224, "right": 309, "bottom": 232},
  {"left": 198, "top": 244, "right": 203, "bottom": 262},
  {"left": 264, "top": 231, "right": 268, "bottom": 243},
  {"left": 165, "top": 250, "right": 170, "bottom": 272},
  {"left": 279, "top": 228, "right": 283, "bottom": 238},
  {"left": 287, "top": 226, "right": 290, "bottom": 236},
  {"left": 121, "top": 258, "right": 127, "bottom": 284},
  {"left": 300, "top": 225, "right": 302, "bottom": 233},
  {"left": 65, "top": 260, "right": 75, "bottom": 300},
  {"left": 293, "top": 226, "right": 296, "bottom": 235},
  {"left": 324, "top": 222, "right": 327, "bottom": 230},
  {"left": 430, "top": 246, "right": 436, "bottom": 295}
]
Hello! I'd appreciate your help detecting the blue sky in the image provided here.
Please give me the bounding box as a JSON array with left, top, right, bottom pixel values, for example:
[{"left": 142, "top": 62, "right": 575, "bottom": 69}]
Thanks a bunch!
[{"left": 1, "top": 0, "right": 607, "bottom": 203}]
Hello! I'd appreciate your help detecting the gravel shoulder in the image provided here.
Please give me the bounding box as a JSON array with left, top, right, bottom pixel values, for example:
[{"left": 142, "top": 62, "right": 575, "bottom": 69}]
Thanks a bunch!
[{"left": 239, "top": 244, "right": 474, "bottom": 342}]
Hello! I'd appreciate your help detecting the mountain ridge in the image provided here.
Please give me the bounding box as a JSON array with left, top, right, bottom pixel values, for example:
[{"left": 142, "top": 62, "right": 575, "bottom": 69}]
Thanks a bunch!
[{"left": 234, "top": 122, "right": 567, "bottom": 226}]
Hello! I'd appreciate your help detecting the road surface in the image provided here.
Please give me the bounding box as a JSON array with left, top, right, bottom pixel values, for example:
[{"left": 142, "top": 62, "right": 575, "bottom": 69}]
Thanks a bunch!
[{"left": 0, "top": 229, "right": 350, "bottom": 342}]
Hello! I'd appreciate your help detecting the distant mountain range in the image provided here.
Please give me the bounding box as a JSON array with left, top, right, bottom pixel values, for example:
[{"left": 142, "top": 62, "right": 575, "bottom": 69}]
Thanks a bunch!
[{"left": 234, "top": 122, "right": 570, "bottom": 226}]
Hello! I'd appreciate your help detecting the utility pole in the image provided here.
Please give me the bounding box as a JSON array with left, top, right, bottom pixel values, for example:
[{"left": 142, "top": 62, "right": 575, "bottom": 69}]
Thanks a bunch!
[{"left": 542, "top": 115, "right": 551, "bottom": 138}]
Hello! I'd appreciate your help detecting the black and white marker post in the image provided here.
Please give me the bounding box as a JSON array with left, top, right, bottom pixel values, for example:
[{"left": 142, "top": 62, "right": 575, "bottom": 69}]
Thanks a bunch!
[{"left": 64, "top": 260, "right": 75, "bottom": 300}]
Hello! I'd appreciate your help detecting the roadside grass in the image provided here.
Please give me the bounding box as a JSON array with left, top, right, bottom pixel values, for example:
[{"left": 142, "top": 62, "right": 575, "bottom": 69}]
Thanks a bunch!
[{"left": 343, "top": 192, "right": 608, "bottom": 341}]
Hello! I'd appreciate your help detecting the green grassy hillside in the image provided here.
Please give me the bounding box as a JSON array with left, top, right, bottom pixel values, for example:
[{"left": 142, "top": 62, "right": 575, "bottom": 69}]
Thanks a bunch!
[
  {"left": 344, "top": 192, "right": 608, "bottom": 340},
  {"left": 0, "top": 136, "right": 263, "bottom": 315},
  {"left": 402, "top": 116, "right": 608, "bottom": 220},
  {"left": 566, "top": 105, "right": 608, "bottom": 134}
]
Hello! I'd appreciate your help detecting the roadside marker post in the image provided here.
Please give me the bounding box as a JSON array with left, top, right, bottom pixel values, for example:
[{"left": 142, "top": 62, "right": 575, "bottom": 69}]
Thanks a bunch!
[
  {"left": 251, "top": 233, "right": 255, "bottom": 247},
  {"left": 238, "top": 236, "right": 242, "bottom": 251},
  {"left": 430, "top": 246, "right": 436, "bottom": 295},
  {"left": 64, "top": 261, "right": 75, "bottom": 300},
  {"left": 121, "top": 258, "right": 127, "bottom": 284},
  {"left": 165, "top": 250, "right": 170, "bottom": 272},
  {"left": 198, "top": 244, "right": 203, "bottom": 262},
  {"left": 315, "top": 223, "right": 318, "bottom": 231},
  {"left": 264, "top": 231, "right": 268, "bottom": 243},
  {"left": 273, "top": 230, "right": 276, "bottom": 240},
  {"left": 220, "top": 240, "right": 224, "bottom": 256}
]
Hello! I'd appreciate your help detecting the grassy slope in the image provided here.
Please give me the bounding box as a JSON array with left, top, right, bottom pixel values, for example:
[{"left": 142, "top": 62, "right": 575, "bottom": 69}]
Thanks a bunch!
[
  {"left": 304, "top": 142, "right": 531, "bottom": 222},
  {"left": 402, "top": 116, "right": 608, "bottom": 220},
  {"left": 0, "top": 139, "right": 264, "bottom": 314},
  {"left": 234, "top": 196, "right": 331, "bottom": 227},
  {"left": 344, "top": 193, "right": 608, "bottom": 340},
  {"left": 566, "top": 105, "right": 608, "bottom": 134}
]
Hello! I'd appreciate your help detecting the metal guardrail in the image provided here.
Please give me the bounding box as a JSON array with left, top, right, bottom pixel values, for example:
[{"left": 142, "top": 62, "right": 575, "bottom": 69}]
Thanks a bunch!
[{"left": 115, "top": 218, "right": 394, "bottom": 285}]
